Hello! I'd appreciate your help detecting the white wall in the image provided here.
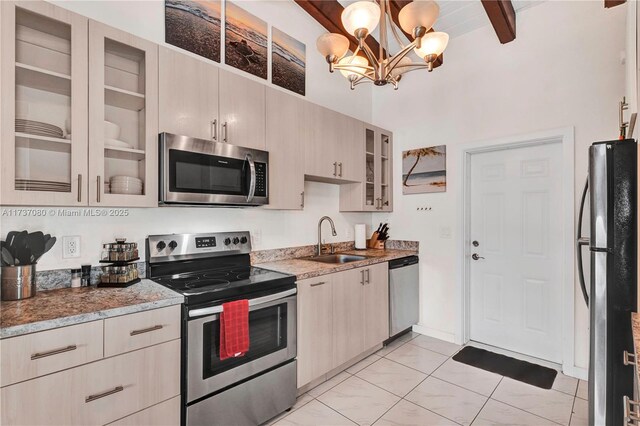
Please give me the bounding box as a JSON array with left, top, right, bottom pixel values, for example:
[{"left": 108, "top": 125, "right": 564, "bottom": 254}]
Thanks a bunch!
[
  {"left": 371, "top": 1, "right": 627, "bottom": 372},
  {"left": 0, "top": 1, "right": 376, "bottom": 269},
  {"left": 50, "top": 0, "right": 373, "bottom": 121},
  {"left": 2, "top": 181, "right": 370, "bottom": 270}
]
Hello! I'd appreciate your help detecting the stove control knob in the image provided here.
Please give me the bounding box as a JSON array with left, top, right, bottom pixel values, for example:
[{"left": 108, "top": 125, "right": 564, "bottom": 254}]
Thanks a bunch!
[
  {"left": 240, "top": 236, "right": 248, "bottom": 244},
  {"left": 224, "top": 238, "right": 231, "bottom": 246},
  {"left": 232, "top": 237, "right": 240, "bottom": 245},
  {"left": 168, "top": 240, "right": 178, "bottom": 250},
  {"left": 156, "top": 241, "right": 166, "bottom": 251}
]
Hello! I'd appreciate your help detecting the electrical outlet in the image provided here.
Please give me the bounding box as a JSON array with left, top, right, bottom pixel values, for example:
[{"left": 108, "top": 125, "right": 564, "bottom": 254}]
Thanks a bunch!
[{"left": 63, "top": 236, "right": 81, "bottom": 259}]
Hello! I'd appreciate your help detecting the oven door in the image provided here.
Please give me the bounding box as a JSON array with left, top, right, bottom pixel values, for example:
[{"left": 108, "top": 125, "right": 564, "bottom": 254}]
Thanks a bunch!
[
  {"left": 186, "top": 288, "right": 297, "bottom": 402},
  {"left": 159, "top": 133, "right": 268, "bottom": 206}
]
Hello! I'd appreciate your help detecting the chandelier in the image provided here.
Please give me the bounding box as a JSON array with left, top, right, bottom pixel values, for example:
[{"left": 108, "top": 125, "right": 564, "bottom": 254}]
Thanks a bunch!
[{"left": 316, "top": 0, "right": 449, "bottom": 90}]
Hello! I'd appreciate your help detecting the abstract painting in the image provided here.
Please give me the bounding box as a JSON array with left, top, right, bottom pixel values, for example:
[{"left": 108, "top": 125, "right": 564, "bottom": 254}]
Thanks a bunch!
[
  {"left": 271, "top": 27, "right": 306, "bottom": 95},
  {"left": 402, "top": 145, "right": 446, "bottom": 194},
  {"left": 225, "top": 1, "right": 268, "bottom": 79},
  {"left": 165, "top": 0, "right": 221, "bottom": 63}
]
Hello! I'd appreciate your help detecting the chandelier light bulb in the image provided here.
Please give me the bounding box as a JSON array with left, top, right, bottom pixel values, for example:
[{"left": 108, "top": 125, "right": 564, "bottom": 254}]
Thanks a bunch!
[
  {"left": 338, "top": 55, "right": 369, "bottom": 81},
  {"left": 341, "top": 1, "right": 381, "bottom": 38},
  {"left": 398, "top": 0, "right": 440, "bottom": 36},
  {"left": 414, "top": 31, "right": 449, "bottom": 59},
  {"left": 316, "top": 33, "right": 350, "bottom": 61},
  {"left": 390, "top": 56, "right": 414, "bottom": 79}
]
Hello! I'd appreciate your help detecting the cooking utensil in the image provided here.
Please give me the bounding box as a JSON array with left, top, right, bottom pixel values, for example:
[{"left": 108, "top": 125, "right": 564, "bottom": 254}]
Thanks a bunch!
[
  {"left": 2, "top": 247, "right": 15, "bottom": 266},
  {"left": 27, "top": 231, "right": 45, "bottom": 262},
  {"left": 33, "top": 236, "right": 56, "bottom": 263}
]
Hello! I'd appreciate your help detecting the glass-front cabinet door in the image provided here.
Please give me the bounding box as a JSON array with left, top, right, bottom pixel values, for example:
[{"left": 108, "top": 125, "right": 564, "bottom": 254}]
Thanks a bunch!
[
  {"left": 0, "top": 1, "right": 88, "bottom": 206},
  {"left": 363, "top": 125, "right": 393, "bottom": 212},
  {"left": 88, "top": 20, "right": 158, "bottom": 207}
]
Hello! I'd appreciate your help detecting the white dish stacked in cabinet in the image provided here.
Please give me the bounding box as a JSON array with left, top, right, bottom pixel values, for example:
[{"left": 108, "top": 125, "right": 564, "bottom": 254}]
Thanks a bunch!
[{"left": 110, "top": 175, "right": 142, "bottom": 195}]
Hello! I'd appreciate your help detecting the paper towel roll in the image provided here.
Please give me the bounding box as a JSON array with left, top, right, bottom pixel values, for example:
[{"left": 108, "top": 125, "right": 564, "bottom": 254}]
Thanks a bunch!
[{"left": 355, "top": 224, "right": 366, "bottom": 249}]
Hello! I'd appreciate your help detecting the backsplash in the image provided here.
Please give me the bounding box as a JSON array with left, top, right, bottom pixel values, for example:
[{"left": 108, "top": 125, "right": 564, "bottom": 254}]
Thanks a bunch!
[{"left": 35, "top": 262, "right": 146, "bottom": 291}]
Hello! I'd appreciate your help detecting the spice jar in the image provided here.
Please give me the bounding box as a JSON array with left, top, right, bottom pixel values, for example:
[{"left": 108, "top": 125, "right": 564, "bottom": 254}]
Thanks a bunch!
[{"left": 70, "top": 268, "right": 81, "bottom": 288}]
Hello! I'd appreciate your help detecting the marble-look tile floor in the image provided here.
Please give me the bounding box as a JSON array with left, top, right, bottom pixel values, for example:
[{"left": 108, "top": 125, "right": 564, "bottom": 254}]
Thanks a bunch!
[{"left": 266, "top": 333, "right": 588, "bottom": 426}]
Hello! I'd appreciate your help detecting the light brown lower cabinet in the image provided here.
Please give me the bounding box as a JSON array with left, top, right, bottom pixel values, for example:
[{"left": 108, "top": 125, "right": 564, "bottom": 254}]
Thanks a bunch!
[
  {"left": 108, "top": 396, "right": 180, "bottom": 426},
  {"left": 0, "top": 305, "right": 181, "bottom": 426},
  {"left": 297, "top": 263, "right": 390, "bottom": 389}
]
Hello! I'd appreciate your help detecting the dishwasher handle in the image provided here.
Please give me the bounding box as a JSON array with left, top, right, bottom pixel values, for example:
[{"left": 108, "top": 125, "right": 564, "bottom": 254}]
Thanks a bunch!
[{"left": 389, "top": 256, "right": 419, "bottom": 269}]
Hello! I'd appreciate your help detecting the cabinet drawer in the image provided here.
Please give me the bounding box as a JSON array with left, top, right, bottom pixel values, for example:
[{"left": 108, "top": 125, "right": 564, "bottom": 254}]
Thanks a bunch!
[
  {"left": 1, "top": 339, "right": 180, "bottom": 425},
  {"left": 108, "top": 396, "right": 180, "bottom": 425},
  {"left": 104, "top": 305, "right": 181, "bottom": 357},
  {"left": 1, "top": 320, "right": 103, "bottom": 387}
]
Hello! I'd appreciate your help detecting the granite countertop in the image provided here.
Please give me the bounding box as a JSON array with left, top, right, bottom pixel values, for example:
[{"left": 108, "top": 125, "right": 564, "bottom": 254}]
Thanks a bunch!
[
  {"left": 0, "top": 279, "right": 183, "bottom": 339},
  {"left": 256, "top": 248, "right": 418, "bottom": 280},
  {"left": 632, "top": 312, "right": 640, "bottom": 387}
]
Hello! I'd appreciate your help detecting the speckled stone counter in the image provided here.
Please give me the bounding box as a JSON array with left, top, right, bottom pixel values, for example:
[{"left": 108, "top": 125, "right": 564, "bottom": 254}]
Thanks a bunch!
[
  {"left": 0, "top": 279, "right": 183, "bottom": 339},
  {"left": 255, "top": 248, "right": 418, "bottom": 280}
]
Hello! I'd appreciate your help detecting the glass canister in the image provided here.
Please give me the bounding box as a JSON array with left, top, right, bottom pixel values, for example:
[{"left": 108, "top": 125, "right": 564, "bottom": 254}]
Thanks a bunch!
[{"left": 101, "top": 238, "right": 138, "bottom": 262}]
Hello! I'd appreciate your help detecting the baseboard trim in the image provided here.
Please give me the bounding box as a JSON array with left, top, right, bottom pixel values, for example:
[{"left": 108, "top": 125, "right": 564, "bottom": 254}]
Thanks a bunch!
[
  {"left": 562, "top": 364, "right": 588, "bottom": 381},
  {"left": 412, "top": 324, "right": 456, "bottom": 343}
]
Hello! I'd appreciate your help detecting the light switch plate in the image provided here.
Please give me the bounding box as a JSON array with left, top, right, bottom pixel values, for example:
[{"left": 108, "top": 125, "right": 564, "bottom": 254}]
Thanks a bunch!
[{"left": 62, "top": 236, "right": 81, "bottom": 258}]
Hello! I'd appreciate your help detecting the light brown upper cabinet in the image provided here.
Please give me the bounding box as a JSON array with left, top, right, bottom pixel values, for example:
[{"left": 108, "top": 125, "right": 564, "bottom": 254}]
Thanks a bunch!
[
  {"left": 88, "top": 20, "right": 158, "bottom": 207},
  {"left": 265, "top": 88, "right": 305, "bottom": 210},
  {"left": 158, "top": 47, "right": 219, "bottom": 141},
  {"left": 0, "top": 1, "right": 88, "bottom": 206},
  {"left": 304, "top": 103, "right": 364, "bottom": 183},
  {"left": 218, "top": 69, "right": 266, "bottom": 150},
  {"left": 158, "top": 48, "right": 265, "bottom": 150},
  {"left": 340, "top": 124, "right": 393, "bottom": 212}
]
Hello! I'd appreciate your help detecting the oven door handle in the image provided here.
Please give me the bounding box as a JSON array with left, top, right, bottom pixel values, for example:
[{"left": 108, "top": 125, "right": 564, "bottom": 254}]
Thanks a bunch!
[
  {"left": 188, "top": 288, "right": 297, "bottom": 318},
  {"left": 245, "top": 153, "right": 256, "bottom": 203}
]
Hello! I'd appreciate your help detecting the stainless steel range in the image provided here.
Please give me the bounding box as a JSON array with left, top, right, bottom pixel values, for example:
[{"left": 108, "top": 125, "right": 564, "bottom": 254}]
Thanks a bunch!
[{"left": 146, "top": 232, "right": 297, "bottom": 426}]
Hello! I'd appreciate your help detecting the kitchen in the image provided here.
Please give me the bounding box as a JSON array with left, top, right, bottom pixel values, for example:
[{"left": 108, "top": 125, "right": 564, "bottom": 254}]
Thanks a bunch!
[{"left": 0, "top": 0, "right": 637, "bottom": 425}]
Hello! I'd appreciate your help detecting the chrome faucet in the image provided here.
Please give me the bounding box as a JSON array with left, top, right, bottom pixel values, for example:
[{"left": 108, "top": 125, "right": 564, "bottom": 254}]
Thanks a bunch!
[{"left": 317, "top": 216, "right": 337, "bottom": 256}]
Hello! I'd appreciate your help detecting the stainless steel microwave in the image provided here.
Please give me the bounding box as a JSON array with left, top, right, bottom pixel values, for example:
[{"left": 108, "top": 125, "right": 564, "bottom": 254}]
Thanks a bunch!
[{"left": 159, "top": 133, "right": 268, "bottom": 206}]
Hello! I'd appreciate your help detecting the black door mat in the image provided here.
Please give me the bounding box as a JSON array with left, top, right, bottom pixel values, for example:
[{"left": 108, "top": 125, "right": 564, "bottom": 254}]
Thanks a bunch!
[{"left": 452, "top": 346, "right": 558, "bottom": 389}]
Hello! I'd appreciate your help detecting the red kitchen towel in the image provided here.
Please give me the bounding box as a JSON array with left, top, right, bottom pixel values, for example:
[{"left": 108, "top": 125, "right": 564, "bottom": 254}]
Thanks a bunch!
[{"left": 219, "top": 299, "right": 250, "bottom": 360}]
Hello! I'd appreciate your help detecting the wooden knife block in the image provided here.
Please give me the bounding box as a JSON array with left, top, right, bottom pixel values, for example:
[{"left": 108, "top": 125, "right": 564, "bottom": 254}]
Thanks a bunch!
[{"left": 367, "top": 233, "right": 385, "bottom": 249}]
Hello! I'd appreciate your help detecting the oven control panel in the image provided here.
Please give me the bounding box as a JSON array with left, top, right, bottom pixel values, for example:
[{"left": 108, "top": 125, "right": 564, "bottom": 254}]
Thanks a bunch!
[
  {"left": 147, "top": 231, "right": 252, "bottom": 263},
  {"left": 255, "top": 162, "right": 267, "bottom": 197}
]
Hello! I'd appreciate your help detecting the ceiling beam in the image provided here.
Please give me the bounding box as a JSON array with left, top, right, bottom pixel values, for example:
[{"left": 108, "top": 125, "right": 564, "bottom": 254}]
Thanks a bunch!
[
  {"left": 604, "top": 0, "right": 626, "bottom": 8},
  {"left": 294, "top": 0, "right": 381, "bottom": 56},
  {"left": 481, "top": 0, "right": 516, "bottom": 44}
]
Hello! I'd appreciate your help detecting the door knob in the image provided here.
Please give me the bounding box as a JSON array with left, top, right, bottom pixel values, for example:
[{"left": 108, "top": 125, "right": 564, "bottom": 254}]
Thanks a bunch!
[
  {"left": 472, "top": 240, "right": 479, "bottom": 247},
  {"left": 472, "top": 253, "right": 485, "bottom": 260}
]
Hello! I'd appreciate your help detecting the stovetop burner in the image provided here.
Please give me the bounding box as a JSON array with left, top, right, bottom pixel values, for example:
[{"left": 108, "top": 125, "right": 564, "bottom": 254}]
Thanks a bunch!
[{"left": 147, "top": 232, "right": 296, "bottom": 305}]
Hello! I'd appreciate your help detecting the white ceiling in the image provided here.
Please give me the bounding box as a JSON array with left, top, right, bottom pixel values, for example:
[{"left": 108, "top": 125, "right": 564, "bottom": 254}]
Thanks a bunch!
[{"left": 336, "top": 0, "right": 543, "bottom": 41}]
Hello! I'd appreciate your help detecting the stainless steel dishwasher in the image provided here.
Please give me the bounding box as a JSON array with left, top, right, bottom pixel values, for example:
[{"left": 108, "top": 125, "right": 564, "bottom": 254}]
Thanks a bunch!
[{"left": 388, "top": 255, "right": 419, "bottom": 340}]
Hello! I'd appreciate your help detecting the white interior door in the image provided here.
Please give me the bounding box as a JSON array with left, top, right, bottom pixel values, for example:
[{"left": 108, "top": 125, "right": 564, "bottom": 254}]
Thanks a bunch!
[{"left": 469, "top": 142, "right": 563, "bottom": 363}]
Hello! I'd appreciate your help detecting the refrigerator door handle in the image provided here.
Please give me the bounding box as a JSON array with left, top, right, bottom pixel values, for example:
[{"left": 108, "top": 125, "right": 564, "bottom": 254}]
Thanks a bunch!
[{"left": 576, "top": 176, "right": 590, "bottom": 306}]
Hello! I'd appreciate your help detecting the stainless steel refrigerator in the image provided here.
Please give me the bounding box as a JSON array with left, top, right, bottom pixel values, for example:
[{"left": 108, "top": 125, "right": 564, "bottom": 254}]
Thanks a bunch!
[{"left": 577, "top": 139, "right": 637, "bottom": 426}]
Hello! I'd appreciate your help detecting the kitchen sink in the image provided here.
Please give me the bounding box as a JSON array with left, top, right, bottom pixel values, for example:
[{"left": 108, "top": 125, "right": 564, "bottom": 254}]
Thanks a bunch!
[{"left": 306, "top": 254, "right": 369, "bottom": 264}]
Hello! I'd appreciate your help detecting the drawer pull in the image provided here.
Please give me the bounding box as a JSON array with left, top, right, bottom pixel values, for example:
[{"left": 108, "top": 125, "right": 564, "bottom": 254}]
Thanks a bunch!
[
  {"left": 624, "top": 395, "right": 640, "bottom": 423},
  {"left": 31, "top": 344, "right": 77, "bottom": 360},
  {"left": 624, "top": 350, "right": 637, "bottom": 366},
  {"left": 85, "top": 386, "right": 124, "bottom": 403},
  {"left": 310, "top": 281, "right": 326, "bottom": 287},
  {"left": 130, "top": 324, "right": 163, "bottom": 336}
]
